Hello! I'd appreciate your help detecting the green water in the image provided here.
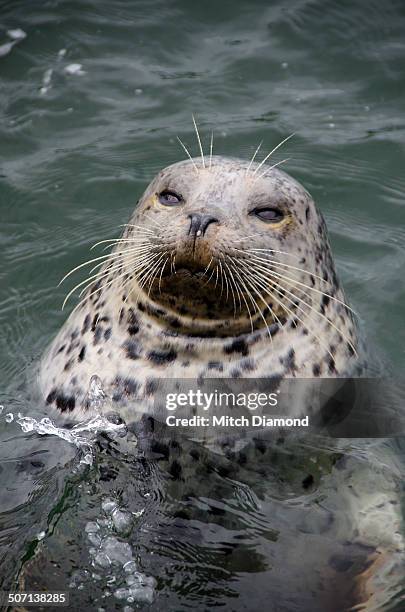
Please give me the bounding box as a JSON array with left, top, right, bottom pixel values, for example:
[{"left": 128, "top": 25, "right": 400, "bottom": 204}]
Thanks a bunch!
[{"left": 1, "top": 0, "right": 405, "bottom": 610}]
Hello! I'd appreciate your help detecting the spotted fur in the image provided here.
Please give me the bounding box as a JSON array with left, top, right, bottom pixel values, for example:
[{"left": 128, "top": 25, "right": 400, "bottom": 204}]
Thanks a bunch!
[{"left": 39, "top": 155, "right": 361, "bottom": 415}]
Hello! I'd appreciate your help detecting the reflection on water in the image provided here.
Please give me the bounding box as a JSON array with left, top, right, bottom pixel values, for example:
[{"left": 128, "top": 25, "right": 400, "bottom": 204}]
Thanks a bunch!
[{"left": 1, "top": 0, "right": 405, "bottom": 609}]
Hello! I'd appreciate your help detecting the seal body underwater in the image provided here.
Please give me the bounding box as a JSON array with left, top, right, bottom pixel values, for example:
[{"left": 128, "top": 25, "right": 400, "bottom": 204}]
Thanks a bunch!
[{"left": 39, "top": 154, "right": 360, "bottom": 416}]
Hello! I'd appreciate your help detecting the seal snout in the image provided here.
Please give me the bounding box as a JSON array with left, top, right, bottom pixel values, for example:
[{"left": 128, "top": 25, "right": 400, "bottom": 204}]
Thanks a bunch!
[{"left": 188, "top": 213, "right": 219, "bottom": 238}]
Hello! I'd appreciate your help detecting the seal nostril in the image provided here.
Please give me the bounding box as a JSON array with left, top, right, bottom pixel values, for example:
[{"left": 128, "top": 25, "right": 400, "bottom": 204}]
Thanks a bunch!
[{"left": 188, "top": 213, "right": 219, "bottom": 237}]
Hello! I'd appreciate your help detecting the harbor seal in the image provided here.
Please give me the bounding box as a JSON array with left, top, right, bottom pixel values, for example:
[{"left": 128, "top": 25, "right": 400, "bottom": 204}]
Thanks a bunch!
[
  {"left": 34, "top": 139, "right": 403, "bottom": 611},
  {"left": 39, "top": 151, "right": 360, "bottom": 415}
]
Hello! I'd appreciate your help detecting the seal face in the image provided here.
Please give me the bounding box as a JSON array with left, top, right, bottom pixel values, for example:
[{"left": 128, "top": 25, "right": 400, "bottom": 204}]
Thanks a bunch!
[{"left": 39, "top": 155, "right": 359, "bottom": 415}]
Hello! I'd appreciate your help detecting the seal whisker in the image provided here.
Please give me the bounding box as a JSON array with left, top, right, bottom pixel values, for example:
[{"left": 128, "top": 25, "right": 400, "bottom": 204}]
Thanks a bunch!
[
  {"left": 119, "top": 223, "right": 155, "bottom": 234},
  {"left": 225, "top": 260, "right": 255, "bottom": 328},
  {"left": 192, "top": 115, "right": 205, "bottom": 168},
  {"left": 88, "top": 244, "right": 153, "bottom": 275},
  {"left": 248, "top": 271, "right": 335, "bottom": 360},
  {"left": 137, "top": 252, "right": 167, "bottom": 295},
  {"left": 253, "top": 133, "right": 295, "bottom": 175},
  {"left": 134, "top": 253, "right": 170, "bottom": 302},
  {"left": 267, "top": 280, "right": 336, "bottom": 361},
  {"left": 203, "top": 263, "right": 217, "bottom": 287},
  {"left": 241, "top": 252, "right": 356, "bottom": 315},
  {"left": 176, "top": 136, "right": 198, "bottom": 173},
  {"left": 63, "top": 250, "right": 157, "bottom": 310},
  {"left": 218, "top": 259, "right": 225, "bottom": 299},
  {"left": 223, "top": 259, "right": 242, "bottom": 313},
  {"left": 235, "top": 248, "right": 329, "bottom": 283},
  {"left": 146, "top": 253, "right": 168, "bottom": 296},
  {"left": 158, "top": 257, "right": 170, "bottom": 293},
  {"left": 245, "top": 141, "right": 262, "bottom": 176},
  {"left": 257, "top": 158, "right": 290, "bottom": 180},
  {"left": 209, "top": 131, "right": 214, "bottom": 168},
  {"left": 214, "top": 264, "right": 219, "bottom": 289},
  {"left": 123, "top": 252, "right": 164, "bottom": 304},
  {"left": 228, "top": 260, "right": 270, "bottom": 337},
  {"left": 218, "top": 259, "right": 229, "bottom": 303},
  {"left": 59, "top": 243, "right": 156, "bottom": 286},
  {"left": 234, "top": 265, "right": 275, "bottom": 339},
  {"left": 237, "top": 258, "right": 284, "bottom": 330},
  {"left": 90, "top": 236, "right": 155, "bottom": 251},
  {"left": 138, "top": 214, "right": 162, "bottom": 229},
  {"left": 232, "top": 244, "right": 300, "bottom": 259},
  {"left": 252, "top": 268, "right": 358, "bottom": 355}
]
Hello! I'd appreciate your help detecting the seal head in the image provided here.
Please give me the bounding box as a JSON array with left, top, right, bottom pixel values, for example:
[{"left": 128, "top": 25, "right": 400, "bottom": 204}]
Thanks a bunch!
[{"left": 40, "top": 156, "right": 359, "bottom": 415}]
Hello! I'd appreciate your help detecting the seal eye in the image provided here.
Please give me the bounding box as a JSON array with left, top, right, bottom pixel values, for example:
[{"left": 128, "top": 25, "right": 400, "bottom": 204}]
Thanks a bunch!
[
  {"left": 158, "top": 190, "right": 183, "bottom": 206},
  {"left": 252, "top": 207, "right": 284, "bottom": 223}
]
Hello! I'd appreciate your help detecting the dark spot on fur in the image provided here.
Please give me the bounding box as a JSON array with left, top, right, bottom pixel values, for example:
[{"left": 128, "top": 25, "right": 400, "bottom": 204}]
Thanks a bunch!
[
  {"left": 82, "top": 314, "right": 91, "bottom": 334},
  {"left": 208, "top": 361, "right": 224, "bottom": 372},
  {"left": 113, "top": 376, "right": 138, "bottom": 397},
  {"left": 123, "top": 339, "right": 140, "bottom": 360},
  {"left": 46, "top": 389, "right": 57, "bottom": 404},
  {"left": 64, "top": 358, "right": 74, "bottom": 371},
  {"left": 305, "top": 206, "right": 310, "bottom": 220},
  {"left": 285, "top": 348, "right": 296, "bottom": 372},
  {"left": 224, "top": 339, "right": 249, "bottom": 357},
  {"left": 328, "top": 356, "right": 336, "bottom": 373},
  {"left": 93, "top": 326, "right": 103, "bottom": 345},
  {"left": 313, "top": 363, "right": 321, "bottom": 376},
  {"left": 56, "top": 394, "right": 75, "bottom": 412},
  {"left": 78, "top": 346, "right": 86, "bottom": 362},
  {"left": 104, "top": 328, "right": 112, "bottom": 340},
  {"left": 230, "top": 369, "right": 241, "bottom": 378},
  {"left": 347, "top": 342, "right": 355, "bottom": 356},
  {"left": 320, "top": 295, "right": 330, "bottom": 315},
  {"left": 145, "top": 379, "right": 158, "bottom": 396},
  {"left": 91, "top": 313, "right": 99, "bottom": 332},
  {"left": 240, "top": 358, "right": 255, "bottom": 372},
  {"left": 148, "top": 349, "right": 177, "bottom": 365}
]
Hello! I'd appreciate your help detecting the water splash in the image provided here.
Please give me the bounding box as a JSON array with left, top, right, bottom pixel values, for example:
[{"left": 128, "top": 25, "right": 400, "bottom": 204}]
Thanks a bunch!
[
  {"left": 73, "top": 498, "right": 155, "bottom": 605},
  {"left": 14, "top": 413, "right": 127, "bottom": 466},
  {"left": 1, "top": 376, "right": 128, "bottom": 466}
]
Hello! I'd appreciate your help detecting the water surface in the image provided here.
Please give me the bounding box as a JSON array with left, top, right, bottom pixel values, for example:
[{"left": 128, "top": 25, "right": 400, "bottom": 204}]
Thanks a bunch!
[{"left": 1, "top": 0, "right": 405, "bottom": 610}]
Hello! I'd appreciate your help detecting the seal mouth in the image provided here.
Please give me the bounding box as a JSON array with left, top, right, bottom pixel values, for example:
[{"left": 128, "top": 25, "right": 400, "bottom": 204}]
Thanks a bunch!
[{"left": 147, "top": 258, "right": 239, "bottom": 322}]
